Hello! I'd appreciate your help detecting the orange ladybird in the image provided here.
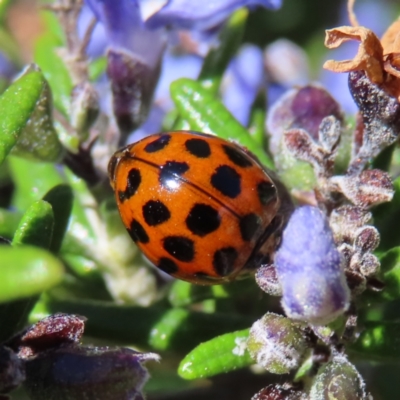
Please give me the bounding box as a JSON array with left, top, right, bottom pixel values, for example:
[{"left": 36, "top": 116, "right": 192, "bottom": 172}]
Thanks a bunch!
[{"left": 108, "top": 131, "right": 290, "bottom": 285}]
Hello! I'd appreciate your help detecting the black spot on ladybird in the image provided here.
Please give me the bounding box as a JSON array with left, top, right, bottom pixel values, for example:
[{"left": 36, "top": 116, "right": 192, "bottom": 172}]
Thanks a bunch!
[
  {"left": 186, "top": 203, "right": 220, "bottom": 237},
  {"left": 143, "top": 200, "right": 171, "bottom": 226},
  {"left": 240, "top": 213, "right": 261, "bottom": 241},
  {"left": 185, "top": 138, "right": 211, "bottom": 158},
  {"left": 159, "top": 161, "right": 189, "bottom": 189},
  {"left": 213, "top": 247, "right": 238, "bottom": 276},
  {"left": 127, "top": 220, "right": 149, "bottom": 243},
  {"left": 119, "top": 168, "right": 141, "bottom": 202},
  {"left": 163, "top": 236, "right": 194, "bottom": 262},
  {"left": 257, "top": 180, "right": 276, "bottom": 205},
  {"left": 158, "top": 257, "right": 179, "bottom": 274},
  {"left": 144, "top": 134, "right": 171, "bottom": 153},
  {"left": 210, "top": 165, "right": 241, "bottom": 198},
  {"left": 222, "top": 145, "right": 252, "bottom": 168}
]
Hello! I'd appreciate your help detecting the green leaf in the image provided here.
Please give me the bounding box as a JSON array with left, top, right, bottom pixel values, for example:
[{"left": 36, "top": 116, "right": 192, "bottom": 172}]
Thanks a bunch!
[
  {"left": 178, "top": 328, "right": 252, "bottom": 380},
  {"left": 43, "top": 184, "right": 73, "bottom": 253},
  {"left": 170, "top": 78, "right": 274, "bottom": 170},
  {"left": 168, "top": 280, "right": 230, "bottom": 308},
  {"left": 0, "top": 208, "right": 22, "bottom": 239},
  {"left": 34, "top": 35, "right": 73, "bottom": 116},
  {"left": 12, "top": 200, "right": 54, "bottom": 249},
  {"left": 350, "top": 320, "right": 400, "bottom": 361},
  {"left": 11, "top": 70, "right": 64, "bottom": 162},
  {"left": 0, "top": 245, "right": 64, "bottom": 303},
  {"left": 148, "top": 308, "right": 253, "bottom": 352},
  {"left": 248, "top": 90, "right": 266, "bottom": 147},
  {"left": 8, "top": 156, "right": 65, "bottom": 210},
  {"left": 374, "top": 176, "right": 400, "bottom": 251},
  {"left": 0, "top": 65, "right": 49, "bottom": 165},
  {"left": 371, "top": 247, "right": 400, "bottom": 301},
  {"left": 199, "top": 8, "right": 248, "bottom": 94}
]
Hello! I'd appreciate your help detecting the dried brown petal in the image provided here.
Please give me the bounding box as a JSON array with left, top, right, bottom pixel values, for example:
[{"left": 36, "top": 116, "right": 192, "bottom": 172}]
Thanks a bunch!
[
  {"left": 359, "top": 253, "right": 380, "bottom": 277},
  {"left": 318, "top": 116, "right": 341, "bottom": 153},
  {"left": 255, "top": 264, "right": 282, "bottom": 296},
  {"left": 330, "top": 206, "right": 372, "bottom": 243},
  {"left": 18, "top": 314, "right": 85, "bottom": 359},
  {"left": 284, "top": 129, "right": 324, "bottom": 167},
  {"left": 380, "top": 18, "right": 400, "bottom": 54},
  {"left": 330, "top": 170, "right": 393, "bottom": 208},
  {"left": 324, "top": 26, "right": 384, "bottom": 84},
  {"left": 354, "top": 226, "right": 380, "bottom": 253}
]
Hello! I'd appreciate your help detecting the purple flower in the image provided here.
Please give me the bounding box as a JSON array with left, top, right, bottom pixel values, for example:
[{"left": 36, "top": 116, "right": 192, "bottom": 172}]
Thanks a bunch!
[
  {"left": 274, "top": 206, "right": 350, "bottom": 325},
  {"left": 143, "top": 0, "right": 282, "bottom": 30},
  {"left": 86, "top": 0, "right": 166, "bottom": 135},
  {"left": 221, "top": 44, "right": 264, "bottom": 126}
]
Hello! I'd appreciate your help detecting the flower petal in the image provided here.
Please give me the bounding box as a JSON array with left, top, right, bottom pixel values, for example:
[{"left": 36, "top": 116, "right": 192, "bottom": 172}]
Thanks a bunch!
[
  {"left": 323, "top": 26, "right": 384, "bottom": 84},
  {"left": 144, "top": 0, "right": 282, "bottom": 30}
]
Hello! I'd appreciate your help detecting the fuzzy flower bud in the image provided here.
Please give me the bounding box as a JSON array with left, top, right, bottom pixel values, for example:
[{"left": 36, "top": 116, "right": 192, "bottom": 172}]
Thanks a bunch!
[
  {"left": 247, "top": 313, "right": 308, "bottom": 374},
  {"left": 252, "top": 383, "right": 307, "bottom": 400},
  {"left": 23, "top": 346, "right": 160, "bottom": 400},
  {"left": 309, "top": 354, "right": 368, "bottom": 400},
  {"left": 275, "top": 206, "right": 350, "bottom": 325}
]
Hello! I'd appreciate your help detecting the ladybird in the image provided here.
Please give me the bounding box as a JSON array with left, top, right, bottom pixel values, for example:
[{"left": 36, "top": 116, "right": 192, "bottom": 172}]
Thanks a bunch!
[{"left": 108, "top": 131, "right": 291, "bottom": 285}]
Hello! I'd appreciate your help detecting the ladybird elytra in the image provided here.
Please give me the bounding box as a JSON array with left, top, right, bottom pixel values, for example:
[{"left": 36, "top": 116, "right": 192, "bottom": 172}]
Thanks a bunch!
[{"left": 109, "top": 130, "right": 287, "bottom": 285}]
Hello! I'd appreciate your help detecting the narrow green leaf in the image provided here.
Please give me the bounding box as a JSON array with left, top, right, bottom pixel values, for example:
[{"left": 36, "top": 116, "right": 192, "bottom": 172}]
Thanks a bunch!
[
  {"left": 34, "top": 35, "right": 73, "bottom": 116},
  {"left": 8, "top": 156, "right": 65, "bottom": 210},
  {"left": 0, "top": 65, "right": 46, "bottom": 165},
  {"left": 178, "top": 328, "right": 252, "bottom": 380},
  {"left": 374, "top": 176, "right": 400, "bottom": 251},
  {"left": 168, "top": 280, "right": 229, "bottom": 307},
  {"left": 248, "top": 90, "right": 266, "bottom": 147},
  {"left": 43, "top": 184, "right": 73, "bottom": 253},
  {"left": 0, "top": 245, "right": 64, "bottom": 303},
  {"left": 199, "top": 8, "right": 248, "bottom": 93},
  {"left": 149, "top": 308, "right": 253, "bottom": 352},
  {"left": 170, "top": 78, "right": 274, "bottom": 169},
  {"left": 12, "top": 200, "right": 54, "bottom": 249},
  {"left": 0, "top": 208, "right": 22, "bottom": 239},
  {"left": 11, "top": 75, "right": 64, "bottom": 162}
]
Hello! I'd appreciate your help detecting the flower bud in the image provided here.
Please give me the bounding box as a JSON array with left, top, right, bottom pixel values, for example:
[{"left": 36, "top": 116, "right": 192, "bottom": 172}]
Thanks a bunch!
[
  {"left": 252, "top": 383, "right": 307, "bottom": 400},
  {"left": 329, "top": 206, "right": 372, "bottom": 244},
  {"left": 309, "top": 354, "right": 368, "bottom": 400},
  {"left": 255, "top": 264, "right": 282, "bottom": 296},
  {"left": 247, "top": 313, "right": 308, "bottom": 374},
  {"left": 23, "top": 346, "right": 160, "bottom": 400},
  {"left": 267, "top": 85, "right": 343, "bottom": 156},
  {"left": 70, "top": 82, "right": 99, "bottom": 137},
  {"left": 275, "top": 206, "right": 350, "bottom": 325},
  {"left": 331, "top": 169, "right": 394, "bottom": 209},
  {"left": 107, "top": 48, "right": 162, "bottom": 136}
]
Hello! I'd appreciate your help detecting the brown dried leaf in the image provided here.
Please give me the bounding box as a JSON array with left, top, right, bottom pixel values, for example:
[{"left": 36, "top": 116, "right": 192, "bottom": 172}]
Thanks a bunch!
[
  {"left": 323, "top": 26, "right": 384, "bottom": 84},
  {"left": 347, "top": 0, "right": 359, "bottom": 27},
  {"left": 381, "top": 18, "right": 400, "bottom": 53},
  {"left": 330, "top": 170, "right": 393, "bottom": 209}
]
